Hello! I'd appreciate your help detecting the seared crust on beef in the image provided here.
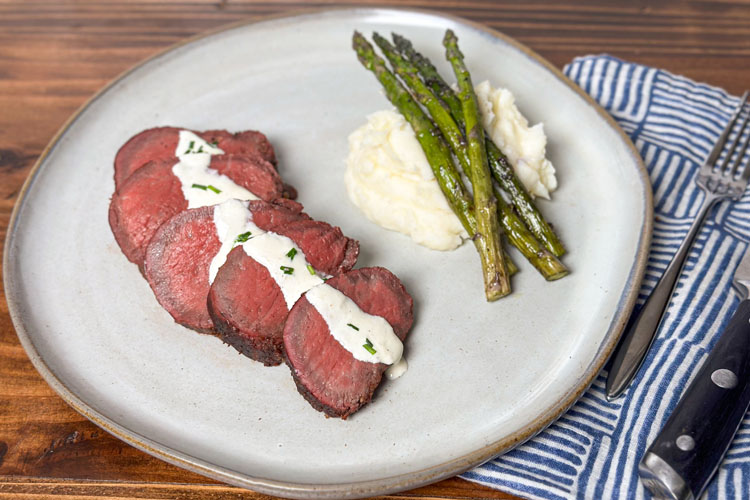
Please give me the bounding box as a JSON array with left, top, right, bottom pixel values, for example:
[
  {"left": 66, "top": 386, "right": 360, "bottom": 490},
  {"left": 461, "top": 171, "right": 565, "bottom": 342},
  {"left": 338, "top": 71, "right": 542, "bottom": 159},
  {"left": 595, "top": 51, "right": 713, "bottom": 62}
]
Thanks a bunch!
[
  {"left": 207, "top": 200, "right": 360, "bottom": 365},
  {"left": 201, "top": 129, "right": 276, "bottom": 168},
  {"left": 283, "top": 267, "right": 413, "bottom": 419},
  {"left": 109, "top": 153, "right": 286, "bottom": 270},
  {"left": 207, "top": 246, "right": 288, "bottom": 366},
  {"left": 114, "top": 126, "right": 276, "bottom": 190},
  {"left": 143, "top": 206, "right": 220, "bottom": 334}
]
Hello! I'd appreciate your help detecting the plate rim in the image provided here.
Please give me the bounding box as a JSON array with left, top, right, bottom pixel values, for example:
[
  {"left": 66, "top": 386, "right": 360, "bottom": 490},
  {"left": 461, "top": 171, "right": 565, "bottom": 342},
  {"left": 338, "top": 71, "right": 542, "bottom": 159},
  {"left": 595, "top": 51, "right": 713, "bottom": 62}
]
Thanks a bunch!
[{"left": 3, "top": 6, "right": 653, "bottom": 498}]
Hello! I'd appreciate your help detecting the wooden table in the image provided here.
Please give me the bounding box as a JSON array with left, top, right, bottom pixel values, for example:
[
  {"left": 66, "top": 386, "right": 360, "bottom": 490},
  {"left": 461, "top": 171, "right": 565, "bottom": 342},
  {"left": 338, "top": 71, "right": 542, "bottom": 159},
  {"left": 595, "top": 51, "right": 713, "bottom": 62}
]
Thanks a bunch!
[{"left": 1, "top": 1, "right": 749, "bottom": 499}]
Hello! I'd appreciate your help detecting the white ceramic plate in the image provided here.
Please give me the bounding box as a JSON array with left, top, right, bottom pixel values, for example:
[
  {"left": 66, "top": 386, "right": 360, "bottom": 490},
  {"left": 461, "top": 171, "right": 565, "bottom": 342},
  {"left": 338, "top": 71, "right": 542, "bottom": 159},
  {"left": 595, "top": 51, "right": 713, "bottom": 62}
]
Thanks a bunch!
[{"left": 4, "top": 8, "right": 652, "bottom": 499}]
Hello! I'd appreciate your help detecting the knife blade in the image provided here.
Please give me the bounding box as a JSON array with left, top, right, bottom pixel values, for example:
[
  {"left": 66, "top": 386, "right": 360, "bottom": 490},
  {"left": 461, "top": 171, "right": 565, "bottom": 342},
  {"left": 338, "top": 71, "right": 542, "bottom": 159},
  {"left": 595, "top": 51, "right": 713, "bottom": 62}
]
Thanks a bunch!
[{"left": 638, "top": 244, "right": 750, "bottom": 500}]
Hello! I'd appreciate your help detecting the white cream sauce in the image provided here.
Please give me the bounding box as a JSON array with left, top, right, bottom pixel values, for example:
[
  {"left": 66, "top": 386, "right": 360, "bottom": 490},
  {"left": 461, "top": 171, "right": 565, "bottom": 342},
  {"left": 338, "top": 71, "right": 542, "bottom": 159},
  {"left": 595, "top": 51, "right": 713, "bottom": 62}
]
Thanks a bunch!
[
  {"left": 304, "top": 284, "right": 406, "bottom": 377},
  {"left": 208, "top": 202, "right": 325, "bottom": 308},
  {"left": 385, "top": 357, "right": 408, "bottom": 380},
  {"left": 239, "top": 234, "right": 325, "bottom": 309},
  {"left": 209, "top": 199, "right": 263, "bottom": 284},
  {"left": 173, "top": 130, "right": 258, "bottom": 208}
]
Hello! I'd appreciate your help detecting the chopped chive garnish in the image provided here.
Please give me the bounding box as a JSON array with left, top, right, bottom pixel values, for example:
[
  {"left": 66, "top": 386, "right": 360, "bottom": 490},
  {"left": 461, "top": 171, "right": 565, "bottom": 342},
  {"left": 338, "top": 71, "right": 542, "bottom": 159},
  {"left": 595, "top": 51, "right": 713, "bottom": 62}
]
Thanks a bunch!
[
  {"left": 363, "top": 338, "right": 376, "bottom": 355},
  {"left": 207, "top": 185, "right": 221, "bottom": 194},
  {"left": 211, "top": 140, "right": 219, "bottom": 147},
  {"left": 191, "top": 183, "right": 208, "bottom": 190},
  {"left": 306, "top": 264, "right": 315, "bottom": 275},
  {"left": 347, "top": 323, "right": 359, "bottom": 331},
  {"left": 197, "top": 145, "right": 205, "bottom": 153},
  {"left": 280, "top": 265, "right": 294, "bottom": 275},
  {"left": 234, "top": 231, "right": 252, "bottom": 243},
  {"left": 286, "top": 248, "right": 297, "bottom": 260},
  {"left": 184, "top": 140, "right": 195, "bottom": 154}
]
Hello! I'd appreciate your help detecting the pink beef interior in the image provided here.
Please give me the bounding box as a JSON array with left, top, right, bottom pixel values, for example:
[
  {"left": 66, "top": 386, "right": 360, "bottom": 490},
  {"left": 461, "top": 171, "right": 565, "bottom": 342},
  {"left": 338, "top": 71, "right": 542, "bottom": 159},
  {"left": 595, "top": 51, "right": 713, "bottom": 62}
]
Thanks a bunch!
[
  {"left": 114, "top": 127, "right": 181, "bottom": 190},
  {"left": 109, "top": 158, "right": 188, "bottom": 268},
  {"left": 144, "top": 206, "right": 221, "bottom": 334}
]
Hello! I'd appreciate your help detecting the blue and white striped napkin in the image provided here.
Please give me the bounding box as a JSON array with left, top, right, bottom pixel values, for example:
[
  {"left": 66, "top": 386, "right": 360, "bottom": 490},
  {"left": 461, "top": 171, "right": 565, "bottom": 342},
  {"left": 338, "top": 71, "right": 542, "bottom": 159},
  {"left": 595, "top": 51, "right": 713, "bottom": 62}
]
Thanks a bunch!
[{"left": 462, "top": 55, "right": 750, "bottom": 499}]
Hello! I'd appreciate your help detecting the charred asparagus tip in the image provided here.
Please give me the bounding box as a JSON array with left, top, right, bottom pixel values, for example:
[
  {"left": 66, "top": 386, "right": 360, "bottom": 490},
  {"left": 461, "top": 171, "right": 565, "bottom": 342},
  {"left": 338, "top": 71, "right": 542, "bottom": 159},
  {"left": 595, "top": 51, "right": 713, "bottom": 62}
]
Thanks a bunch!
[
  {"left": 444, "top": 28, "right": 511, "bottom": 299},
  {"left": 443, "top": 29, "right": 459, "bottom": 55}
]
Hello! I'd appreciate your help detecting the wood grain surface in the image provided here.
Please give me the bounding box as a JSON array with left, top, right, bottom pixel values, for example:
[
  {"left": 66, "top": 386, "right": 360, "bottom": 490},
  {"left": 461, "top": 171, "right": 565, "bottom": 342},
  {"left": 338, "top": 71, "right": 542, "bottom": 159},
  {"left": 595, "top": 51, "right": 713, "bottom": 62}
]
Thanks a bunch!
[{"left": 1, "top": 1, "right": 750, "bottom": 499}]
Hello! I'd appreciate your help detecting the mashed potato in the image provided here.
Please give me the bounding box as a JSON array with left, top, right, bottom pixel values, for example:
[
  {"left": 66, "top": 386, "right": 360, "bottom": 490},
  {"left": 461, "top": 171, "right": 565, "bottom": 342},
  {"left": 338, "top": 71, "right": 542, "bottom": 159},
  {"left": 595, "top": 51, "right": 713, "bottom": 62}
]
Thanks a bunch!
[
  {"left": 344, "top": 110, "right": 468, "bottom": 251},
  {"left": 475, "top": 81, "right": 557, "bottom": 199},
  {"left": 345, "top": 83, "right": 557, "bottom": 250}
]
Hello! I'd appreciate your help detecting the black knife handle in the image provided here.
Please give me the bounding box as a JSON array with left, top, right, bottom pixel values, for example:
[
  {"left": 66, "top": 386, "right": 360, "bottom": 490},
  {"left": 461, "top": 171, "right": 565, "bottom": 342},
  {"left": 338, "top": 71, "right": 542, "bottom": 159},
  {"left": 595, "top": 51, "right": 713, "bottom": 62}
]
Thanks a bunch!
[{"left": 638, "top": 299, "right": 750, "bottom": 500}]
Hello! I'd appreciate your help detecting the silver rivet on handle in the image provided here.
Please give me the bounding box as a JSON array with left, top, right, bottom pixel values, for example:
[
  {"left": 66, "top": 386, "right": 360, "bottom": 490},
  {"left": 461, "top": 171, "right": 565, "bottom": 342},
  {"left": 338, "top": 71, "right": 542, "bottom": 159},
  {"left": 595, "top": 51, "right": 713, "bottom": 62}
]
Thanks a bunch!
[
  {"left": 676, "top": 435, "right": 696, "bottom": 451},
  {"left": 711, "top": 368, "right": 738, "bottom": 389}
]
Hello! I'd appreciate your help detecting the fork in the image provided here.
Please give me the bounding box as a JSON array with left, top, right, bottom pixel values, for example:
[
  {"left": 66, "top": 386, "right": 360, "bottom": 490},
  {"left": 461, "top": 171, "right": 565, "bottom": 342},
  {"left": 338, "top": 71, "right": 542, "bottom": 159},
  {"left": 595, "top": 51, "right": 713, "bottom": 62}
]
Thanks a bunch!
[{"left": 606, "top": 90, "right": 750, "bottom": 400}]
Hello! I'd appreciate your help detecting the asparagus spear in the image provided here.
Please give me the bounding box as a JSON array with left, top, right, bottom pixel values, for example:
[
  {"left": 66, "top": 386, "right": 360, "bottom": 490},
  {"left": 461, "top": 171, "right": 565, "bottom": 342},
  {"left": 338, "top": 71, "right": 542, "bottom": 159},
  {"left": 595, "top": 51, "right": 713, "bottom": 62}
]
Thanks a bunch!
[
  {"left": 505, "top": 240, "right": 519, "bottom": 275},
  {"left": 372, "top": 33, "right": 471, "bottom": 175},
  {"left": 375, "top": 32, "right": 566, "bottom": 280},
  {"left": 443, "top": 30, "right": 510, "bottom": 299},
  {"left": 487, "top": 143, "right": 566, "bottom": 257},
  {"left": 392, "top": 33, "right": 464, "bottom": 123},
  {"left": 496, "top": 188, "right": 568, "bottom": 280},
  {"left": 393, "top": 33, "right": 567, "bottom": 257},
  {"left": 353, "top": 32, "right": 516, "bottom": 293}
]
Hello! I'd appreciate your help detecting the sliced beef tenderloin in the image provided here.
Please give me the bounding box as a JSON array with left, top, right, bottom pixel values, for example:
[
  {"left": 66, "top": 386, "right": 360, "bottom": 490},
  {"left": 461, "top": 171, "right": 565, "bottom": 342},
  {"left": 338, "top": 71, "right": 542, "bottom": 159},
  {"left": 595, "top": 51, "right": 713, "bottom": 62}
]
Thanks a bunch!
[
  {"left": 207, "top": 199, "right": 359, "bottom": 366},
  {"left": 248, "top": 199, "right": 360, "bottom": 274},
  {"left": 142, "top": 198, "right": 293, "bottom": 335},
  {"left": 143, "top": 205, "right": 220, "bottom": 334},
  {"left": 109, "top": 153, "right": 284, "bottom": 269},
  {"left": 114, "top": 127, "right": 276, "bottom": 189},
  {"left": 283, "top": 267, "right": 413, "bottom": 419},
  {"left": 109, "top": 158, "right": 186, "bottom": 269},
  {"left": 201, "top": 129, "right": 276, "bottom": 168},
  {"left": 208, "top": 247, "right": 289, "bottom": 364}
]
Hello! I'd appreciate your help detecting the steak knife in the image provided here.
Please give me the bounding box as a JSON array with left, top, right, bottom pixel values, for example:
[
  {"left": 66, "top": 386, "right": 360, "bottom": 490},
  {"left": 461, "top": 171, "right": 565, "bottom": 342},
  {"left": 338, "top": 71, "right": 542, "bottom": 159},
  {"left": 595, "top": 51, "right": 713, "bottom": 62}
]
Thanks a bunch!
[{"left": 638, "top": 244, "right": 750, "bottom": 500}]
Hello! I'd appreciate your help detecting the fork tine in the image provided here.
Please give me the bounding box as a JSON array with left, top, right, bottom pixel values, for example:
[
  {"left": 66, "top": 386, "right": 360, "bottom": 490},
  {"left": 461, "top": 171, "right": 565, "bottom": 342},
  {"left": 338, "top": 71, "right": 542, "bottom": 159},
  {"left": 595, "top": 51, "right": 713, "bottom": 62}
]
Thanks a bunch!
[
  {"left": 724, "top": 95, "right": 750, "bottom": 176},
  {"left": 706, "top": 90, "right": 750, "bottom": 167},
  {"left": 736, "top": 111, "right": 750, "bottom": 181}
]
